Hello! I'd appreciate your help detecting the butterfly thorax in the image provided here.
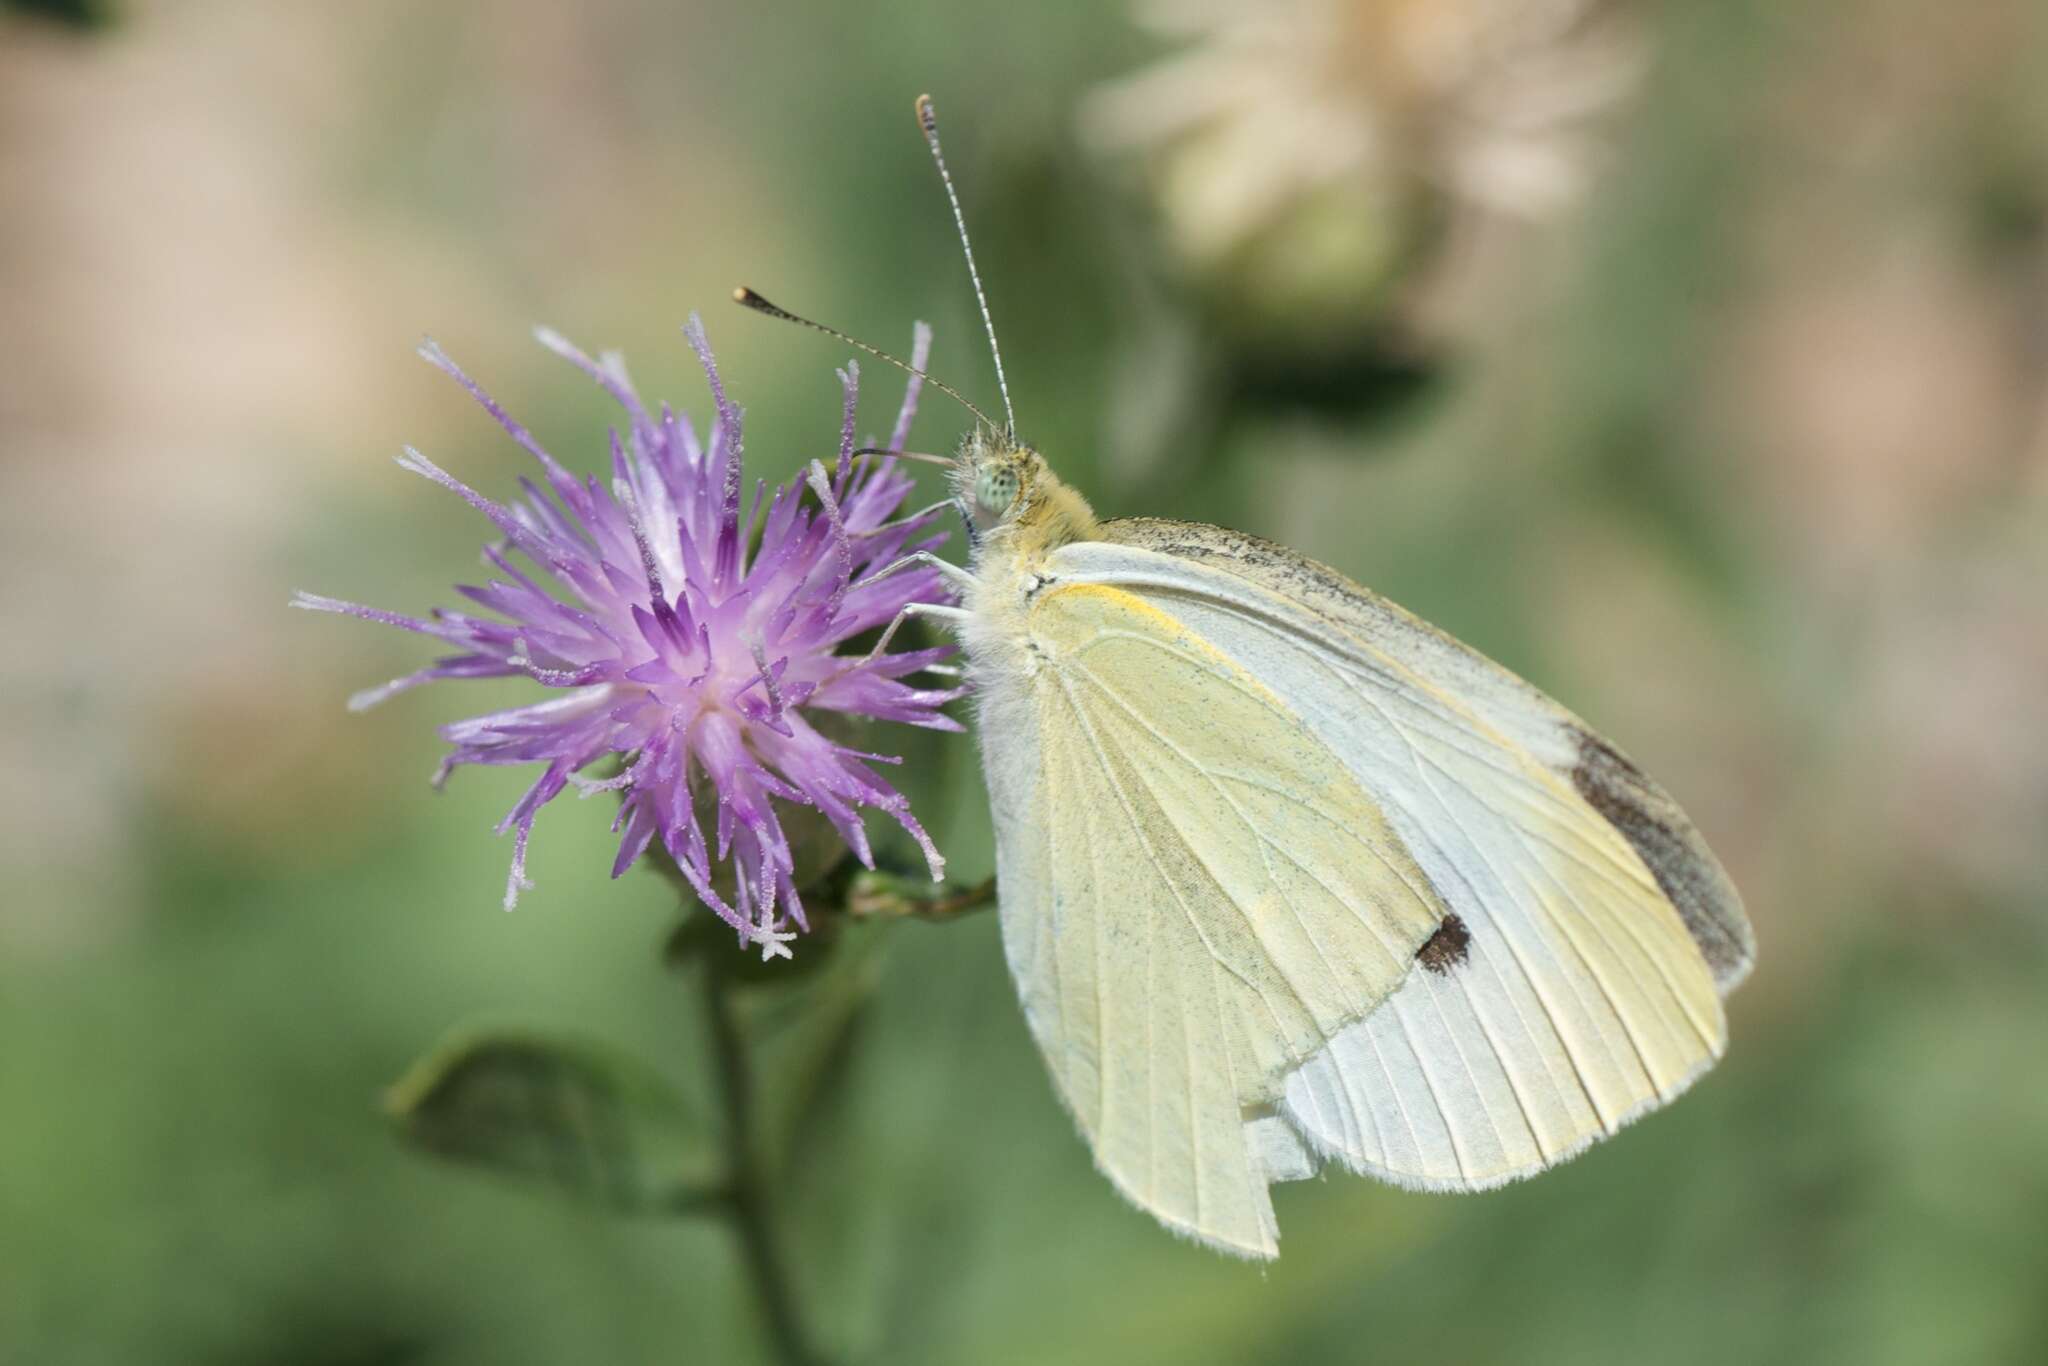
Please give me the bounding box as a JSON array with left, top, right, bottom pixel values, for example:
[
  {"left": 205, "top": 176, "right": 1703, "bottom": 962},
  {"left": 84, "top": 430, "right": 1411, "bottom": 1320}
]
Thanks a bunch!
[{"left": 949, "top": 428, "right": 1102, "bottom": 700}]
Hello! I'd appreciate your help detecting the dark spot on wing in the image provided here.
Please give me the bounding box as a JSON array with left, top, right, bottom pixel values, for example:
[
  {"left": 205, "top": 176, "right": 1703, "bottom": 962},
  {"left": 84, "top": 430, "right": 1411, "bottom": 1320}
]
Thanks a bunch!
[
  {"left": 1416, "top": 913, "right": 1470, "bottom": 975},
  {"left": 1570, "top": 730, "right": 1754, "bottom": 988}
]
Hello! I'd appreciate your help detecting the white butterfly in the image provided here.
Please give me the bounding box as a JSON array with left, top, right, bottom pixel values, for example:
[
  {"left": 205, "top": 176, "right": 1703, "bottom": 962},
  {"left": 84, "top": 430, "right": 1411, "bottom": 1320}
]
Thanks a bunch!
[{"left": 743, "top": 96, "right": 1754, "bottom": 1260}]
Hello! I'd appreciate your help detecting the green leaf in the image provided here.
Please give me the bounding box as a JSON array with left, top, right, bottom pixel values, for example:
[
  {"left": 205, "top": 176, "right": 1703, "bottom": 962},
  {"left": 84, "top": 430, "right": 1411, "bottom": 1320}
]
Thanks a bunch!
[{"left": 384, "top": 1023, "right": 721, "bottom": 1216}]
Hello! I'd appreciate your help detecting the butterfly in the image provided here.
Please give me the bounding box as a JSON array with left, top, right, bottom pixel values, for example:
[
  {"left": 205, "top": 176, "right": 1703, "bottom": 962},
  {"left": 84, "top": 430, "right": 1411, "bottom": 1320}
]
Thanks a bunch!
[{"left": 737, "top": 95, "right": 1754, "bottom": 1260}]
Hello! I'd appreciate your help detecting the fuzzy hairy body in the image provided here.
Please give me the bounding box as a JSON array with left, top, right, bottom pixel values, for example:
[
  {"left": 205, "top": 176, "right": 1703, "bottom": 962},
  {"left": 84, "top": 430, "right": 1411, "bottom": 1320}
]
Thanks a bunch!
[{"left": 953, "top": 429, "right": 1101, "bottom": 768}]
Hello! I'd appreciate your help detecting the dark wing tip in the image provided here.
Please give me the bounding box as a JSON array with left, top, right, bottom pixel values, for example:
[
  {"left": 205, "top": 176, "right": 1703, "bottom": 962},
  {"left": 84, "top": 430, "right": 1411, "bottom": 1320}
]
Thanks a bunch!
[{"left": 1570, "top": 730, "right": 1756, "bottom": 992}]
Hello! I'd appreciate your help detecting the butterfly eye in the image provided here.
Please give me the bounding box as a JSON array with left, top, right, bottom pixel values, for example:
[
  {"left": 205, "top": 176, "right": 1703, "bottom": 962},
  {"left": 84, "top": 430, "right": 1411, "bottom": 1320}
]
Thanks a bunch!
[{"left": 975, "top": 465, "right": 1020, "bottom": 515}]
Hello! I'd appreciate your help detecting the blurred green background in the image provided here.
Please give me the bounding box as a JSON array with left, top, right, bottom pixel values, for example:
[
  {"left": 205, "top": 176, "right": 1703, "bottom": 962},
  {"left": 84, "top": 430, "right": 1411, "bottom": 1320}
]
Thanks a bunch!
[{"left": 5, "top": 0, "right": 2048, "bottom": 1362}]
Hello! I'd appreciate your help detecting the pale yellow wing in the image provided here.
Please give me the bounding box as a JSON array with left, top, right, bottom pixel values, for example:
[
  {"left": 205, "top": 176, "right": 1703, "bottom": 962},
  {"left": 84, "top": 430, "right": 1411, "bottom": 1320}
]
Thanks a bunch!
[
  {"left": 1049, "top": 522, "right": 1751, "bottom": 1194},
  {"left": 985, "top": 582, "right": 1445, "bottom": 1257}
]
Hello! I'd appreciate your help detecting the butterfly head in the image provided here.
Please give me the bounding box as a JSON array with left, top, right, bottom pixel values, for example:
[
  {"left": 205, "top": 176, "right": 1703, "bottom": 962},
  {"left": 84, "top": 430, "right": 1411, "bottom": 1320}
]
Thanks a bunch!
[
  {"left": 953, "top": 426, "right": 1097, "bottom": 552},
  {"left": 957, "top": 427, "right": 1034, "bottom": 524}
]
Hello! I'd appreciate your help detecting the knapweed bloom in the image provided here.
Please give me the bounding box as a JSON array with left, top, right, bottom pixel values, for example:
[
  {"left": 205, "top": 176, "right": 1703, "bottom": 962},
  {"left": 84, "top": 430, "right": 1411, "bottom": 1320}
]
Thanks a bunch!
[{"left": 295, "top": 319, "right": 962, "bottom": 958}]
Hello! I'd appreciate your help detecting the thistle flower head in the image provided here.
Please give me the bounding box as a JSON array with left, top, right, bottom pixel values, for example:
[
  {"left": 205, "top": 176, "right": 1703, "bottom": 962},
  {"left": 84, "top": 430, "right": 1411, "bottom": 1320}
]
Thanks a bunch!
[{"left": 296, "top": 318, "right": 961, "bottom": 958}]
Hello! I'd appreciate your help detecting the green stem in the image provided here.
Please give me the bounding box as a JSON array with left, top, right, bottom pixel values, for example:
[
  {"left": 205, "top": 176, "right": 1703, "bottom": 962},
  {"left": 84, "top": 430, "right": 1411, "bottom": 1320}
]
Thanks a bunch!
[
  {"left": 702, "top": 958, "right": 829, "bottom": 1366},
  {"left": 845, "top": 872, "right": 997, "bottom": 921}
]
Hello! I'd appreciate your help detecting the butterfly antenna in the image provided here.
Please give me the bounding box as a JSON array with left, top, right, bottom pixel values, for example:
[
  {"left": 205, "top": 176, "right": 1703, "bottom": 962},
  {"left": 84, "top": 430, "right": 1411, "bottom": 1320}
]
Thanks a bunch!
[
  {"left": 916, "top": 93, "right": 1016, "bottom": 440},
  {"left": 730, "top": 287, "right": 999, "bottom": 433}
]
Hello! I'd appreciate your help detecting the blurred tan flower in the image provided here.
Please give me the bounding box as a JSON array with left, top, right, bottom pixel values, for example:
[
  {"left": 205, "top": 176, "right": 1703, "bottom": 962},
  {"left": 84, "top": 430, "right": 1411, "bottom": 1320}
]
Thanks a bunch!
[{"left": 1084, "top": 0, "right": 1644, "bottom": 343}]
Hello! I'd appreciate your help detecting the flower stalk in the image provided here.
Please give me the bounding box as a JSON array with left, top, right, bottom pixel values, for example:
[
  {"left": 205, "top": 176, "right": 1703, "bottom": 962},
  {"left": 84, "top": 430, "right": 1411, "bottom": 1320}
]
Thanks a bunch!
[{"left": 701, "top": 950, "right": 830, "bottom": 1366}]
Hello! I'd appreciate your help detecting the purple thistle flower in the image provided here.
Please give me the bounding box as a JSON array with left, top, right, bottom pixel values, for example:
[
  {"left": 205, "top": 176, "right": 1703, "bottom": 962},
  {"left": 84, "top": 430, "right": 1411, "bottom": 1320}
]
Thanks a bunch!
[{"left": 296, "top": 317, "right": 963, "bottom": 958}]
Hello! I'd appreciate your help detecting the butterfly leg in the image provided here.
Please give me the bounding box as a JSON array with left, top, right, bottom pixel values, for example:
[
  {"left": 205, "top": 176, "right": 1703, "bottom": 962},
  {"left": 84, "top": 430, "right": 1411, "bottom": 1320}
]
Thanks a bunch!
[
  {"left": 871, "top": 599, "right": 974, "bottom": 654},
  {"left": 831, "top": 599, "right": 973, "bottom": 680},
  {"left": 852, "top": 549, "right": 980, "bottom": 596},
  {"left": 855, "top": 499, "right": 955, "bottom": 539}
]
